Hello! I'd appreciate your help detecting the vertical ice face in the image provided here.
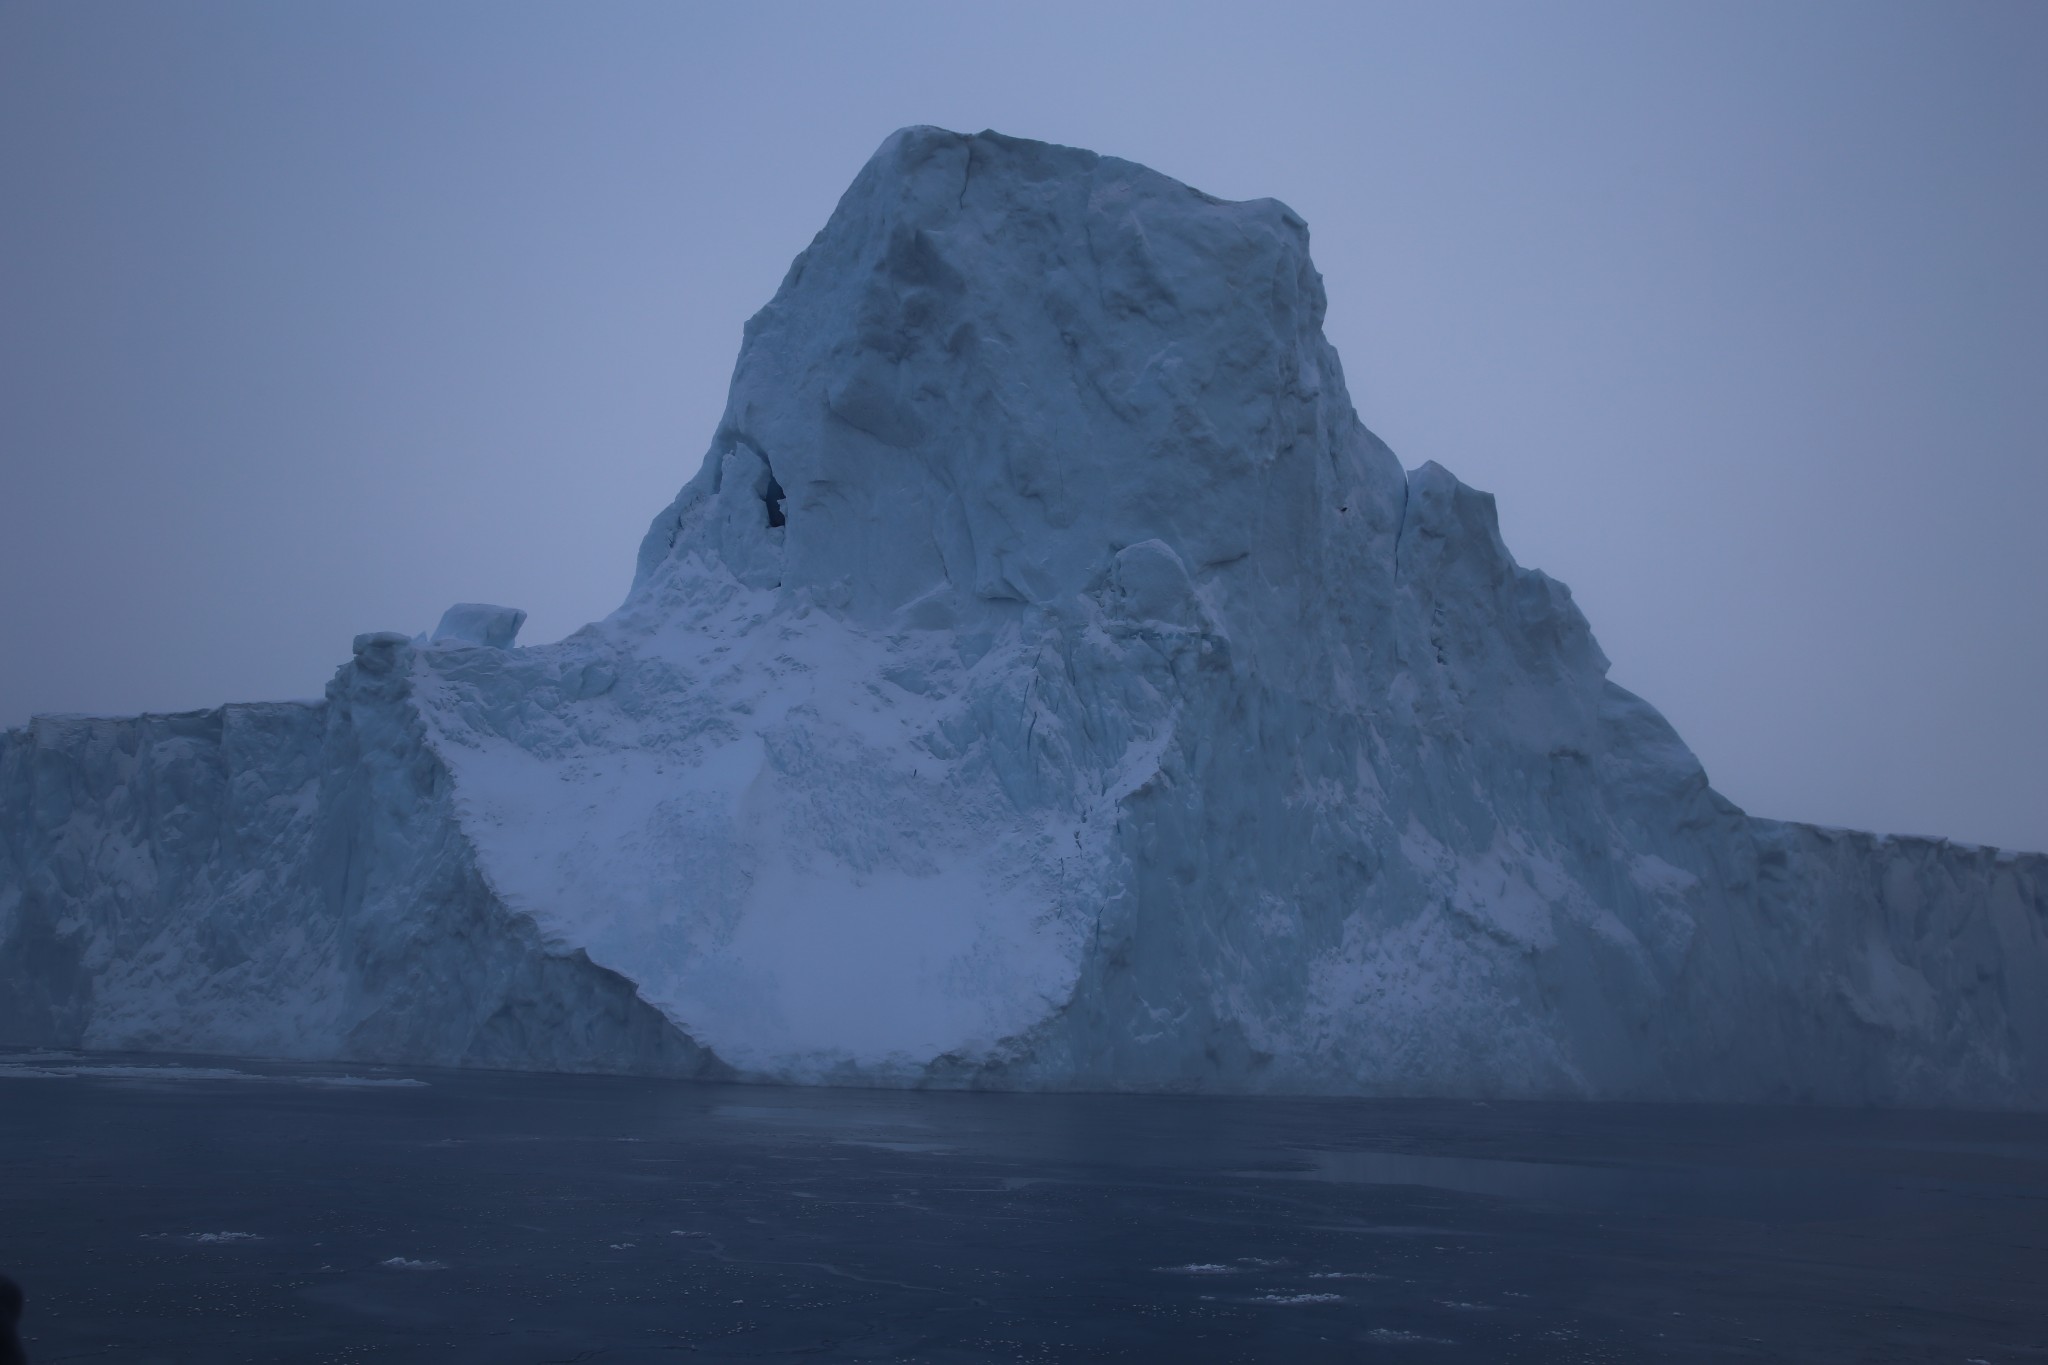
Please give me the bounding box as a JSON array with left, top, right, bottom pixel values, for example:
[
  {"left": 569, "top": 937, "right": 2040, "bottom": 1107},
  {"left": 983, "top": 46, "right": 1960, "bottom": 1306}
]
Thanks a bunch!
[{"left": 3, "top": 127, "right": 2044, "bottom": 1103}]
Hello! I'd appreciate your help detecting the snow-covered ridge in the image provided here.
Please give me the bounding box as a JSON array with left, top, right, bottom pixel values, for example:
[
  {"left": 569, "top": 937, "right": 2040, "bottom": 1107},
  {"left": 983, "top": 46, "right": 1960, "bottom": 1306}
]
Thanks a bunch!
[{"left": 4, "top": 127, "right": 2044, "bottom": 1103}]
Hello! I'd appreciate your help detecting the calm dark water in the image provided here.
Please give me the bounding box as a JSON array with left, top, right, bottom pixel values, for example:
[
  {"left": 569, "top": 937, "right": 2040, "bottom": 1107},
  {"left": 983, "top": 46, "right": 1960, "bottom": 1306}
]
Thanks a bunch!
[{"left": 2, "top": 1050, "right": 2044, "bottom": 1363}]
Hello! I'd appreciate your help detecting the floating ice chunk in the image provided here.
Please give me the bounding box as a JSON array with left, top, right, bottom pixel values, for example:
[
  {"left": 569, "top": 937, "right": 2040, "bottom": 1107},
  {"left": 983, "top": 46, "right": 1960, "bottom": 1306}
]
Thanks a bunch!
[
  {"left": 3, "top": 125, "right": 2044, "bottom": 1107},
  {"left": 0, "top": 1061, "right": 425, "bottom": 1088},
  {"left": 380, "top": 1257, "right": 447, "bottom": 1270}
]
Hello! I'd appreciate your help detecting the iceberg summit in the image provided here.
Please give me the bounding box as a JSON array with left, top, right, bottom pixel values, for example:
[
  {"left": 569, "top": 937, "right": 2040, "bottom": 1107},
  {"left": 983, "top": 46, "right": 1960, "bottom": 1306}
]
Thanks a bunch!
[{"left": 4, "top": 127, "right": 2044, "bottom": 1104}]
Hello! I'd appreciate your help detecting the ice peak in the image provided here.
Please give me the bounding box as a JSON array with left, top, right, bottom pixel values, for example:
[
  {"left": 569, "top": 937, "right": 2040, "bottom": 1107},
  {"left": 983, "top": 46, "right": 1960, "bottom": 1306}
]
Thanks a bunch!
[{"left": 630, "top": 126, "right": 1404, "bottom": 630}]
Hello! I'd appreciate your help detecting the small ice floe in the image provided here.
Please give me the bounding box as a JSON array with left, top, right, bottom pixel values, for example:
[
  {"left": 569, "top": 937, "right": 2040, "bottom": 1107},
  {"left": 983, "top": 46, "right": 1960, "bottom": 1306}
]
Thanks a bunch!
[
  {"left": 1155, "top": 1263, "right": 1235, "bottom": 1275},
  {"left": 1252, "top": 1292, "right": 1343, "bottom": 1305},
  {"left": 1436, "top": 1300, "right": 1494, "bottom": 1311},
  {"left": 1366, "top": 1328, "right": 1452, "bottom": 1344},
  {"left": 145, "top": 1231, "right": 261, "bottom": 1243},
  {"left": 1235, "top": 1257, "right": 1287, "bottom": 1268},
  {"left": 1309, "top": 1270, "right": 1386, "bottom": 1281},
  {"left": 2, "top": 1063, "right": 250, "bottom": 1083},
  {"left": 836, "top": 1138, "right": 955, "bottom": 1154},
  {"left": 380, "top": 1257, "right": 447, "bottom": 1271},
  {"left": 0, "top": 1060, "right": 426, "bottom": 1088},
  {"left": 608, "top": 1243, "right": 636, "bottom": 1250}
]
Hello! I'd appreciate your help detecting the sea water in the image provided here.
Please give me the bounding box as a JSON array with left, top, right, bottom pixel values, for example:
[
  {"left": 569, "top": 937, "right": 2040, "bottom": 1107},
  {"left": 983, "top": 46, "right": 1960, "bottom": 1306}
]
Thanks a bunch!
[{"left": 3, "top": 1050, "right": 2043, "bottom": 1362}]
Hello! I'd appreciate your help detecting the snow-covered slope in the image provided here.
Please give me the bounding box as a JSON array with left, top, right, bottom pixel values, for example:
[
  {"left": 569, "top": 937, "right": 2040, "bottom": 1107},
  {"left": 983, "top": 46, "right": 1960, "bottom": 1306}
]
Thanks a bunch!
[{"left": 5, "top": 127, "right": 2044, "bottom": 1103}]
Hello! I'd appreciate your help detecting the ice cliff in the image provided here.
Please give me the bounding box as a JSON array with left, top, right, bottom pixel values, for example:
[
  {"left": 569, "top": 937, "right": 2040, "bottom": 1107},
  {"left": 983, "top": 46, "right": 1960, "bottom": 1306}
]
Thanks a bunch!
[{"left": 5, "top": 128, "right": 2044, "bottom": 1104}]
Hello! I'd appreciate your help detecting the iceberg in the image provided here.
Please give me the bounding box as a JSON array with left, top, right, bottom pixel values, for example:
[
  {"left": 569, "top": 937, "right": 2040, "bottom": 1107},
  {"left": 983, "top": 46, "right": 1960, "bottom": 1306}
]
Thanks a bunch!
[{"left": 4, "top": 127, "right": 2043, "bottom": 1103}]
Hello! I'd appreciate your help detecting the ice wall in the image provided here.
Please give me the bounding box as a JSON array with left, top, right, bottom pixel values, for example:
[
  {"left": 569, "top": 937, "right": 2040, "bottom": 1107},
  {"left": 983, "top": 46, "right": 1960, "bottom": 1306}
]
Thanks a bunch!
[
  {"left": 4, "top": 127, "right": 2043, "bottom": 1103},
  {"left": 0, "top": 639, "right": 720, "bottom": 1077}
]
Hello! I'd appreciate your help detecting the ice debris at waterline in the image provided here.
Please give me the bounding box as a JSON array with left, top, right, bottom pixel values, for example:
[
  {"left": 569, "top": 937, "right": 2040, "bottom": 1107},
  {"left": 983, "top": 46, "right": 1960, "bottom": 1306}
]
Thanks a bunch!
[{"left": 3, "top": 127, "right": 2044, "bottom": 1104}]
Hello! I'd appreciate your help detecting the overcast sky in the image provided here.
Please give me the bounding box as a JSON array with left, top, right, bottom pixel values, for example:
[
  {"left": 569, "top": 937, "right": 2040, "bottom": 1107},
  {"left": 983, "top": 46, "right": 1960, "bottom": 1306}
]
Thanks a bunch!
[{"left": 2, "top": 1, "right": 2042, "bottom": 851}]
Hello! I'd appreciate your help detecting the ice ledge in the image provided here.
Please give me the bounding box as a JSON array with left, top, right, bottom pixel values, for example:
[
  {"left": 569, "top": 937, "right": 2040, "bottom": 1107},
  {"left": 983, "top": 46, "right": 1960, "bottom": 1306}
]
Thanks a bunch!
[{"left": 427, "top": 603, "right": 526, "bottom": 651}]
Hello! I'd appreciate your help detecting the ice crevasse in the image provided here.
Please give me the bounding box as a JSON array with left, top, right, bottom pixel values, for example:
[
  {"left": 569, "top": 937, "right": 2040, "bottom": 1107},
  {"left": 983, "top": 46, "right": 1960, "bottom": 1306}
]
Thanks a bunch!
[{"left": 4, "top": 127, "right": 2044, "bottom": 1104}]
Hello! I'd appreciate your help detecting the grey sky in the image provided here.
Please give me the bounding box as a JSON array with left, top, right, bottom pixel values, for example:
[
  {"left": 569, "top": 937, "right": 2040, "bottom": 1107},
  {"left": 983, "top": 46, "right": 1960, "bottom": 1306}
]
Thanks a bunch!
[{"left": 2, "top": 1, "right": 2042, "bottom": 851}]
